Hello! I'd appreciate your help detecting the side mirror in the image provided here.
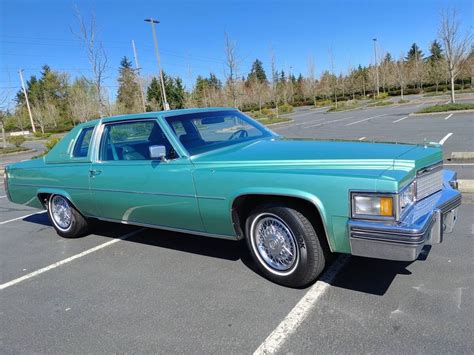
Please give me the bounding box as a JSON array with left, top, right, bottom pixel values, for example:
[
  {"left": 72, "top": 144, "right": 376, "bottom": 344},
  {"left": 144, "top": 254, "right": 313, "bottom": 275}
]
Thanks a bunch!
[{"left": 149, "top": 145, "right": 167, "bottom": 161}]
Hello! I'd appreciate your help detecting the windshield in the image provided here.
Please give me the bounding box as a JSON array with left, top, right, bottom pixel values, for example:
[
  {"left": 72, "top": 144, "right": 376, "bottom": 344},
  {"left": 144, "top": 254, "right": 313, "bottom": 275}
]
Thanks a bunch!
[{"left": 165, "top": 110, "right": 275, "bottom": 155}]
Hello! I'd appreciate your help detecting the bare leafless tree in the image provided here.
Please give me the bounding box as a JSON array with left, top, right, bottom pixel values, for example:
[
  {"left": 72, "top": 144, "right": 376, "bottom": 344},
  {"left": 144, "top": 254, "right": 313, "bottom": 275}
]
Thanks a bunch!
[
  {"left": 395, "top": 53, "right": 407, "bottom": 100},
  {"left": 224, "top": 32, "right": 239, "bottom": 108},
  {"left": 270, "top": 47, "right": 279, "bottom": 117},
  {"left": 438, "top": 9, "right": 473, "bottom": 103},
  {"left": 0, "top": 90, "right": 9, "bottom": 148},
  {"left": 72, "top": 5, "right": 108, "bottom": 115},
  {"left": 306, "top": 56, "right": 317, "bottom": 105},
  {"left": 328, "top": 48, "right": 338, "bottom": 107}
]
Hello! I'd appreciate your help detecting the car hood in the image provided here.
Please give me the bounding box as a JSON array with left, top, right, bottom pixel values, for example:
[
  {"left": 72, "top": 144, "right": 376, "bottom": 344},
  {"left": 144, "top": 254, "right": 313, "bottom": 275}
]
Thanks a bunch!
[
  {"left": 192, "top": 138, "right": 440, "bottom": 165},
  {"left": 191, "top": 138, "right": 442, "bottom": 183}
]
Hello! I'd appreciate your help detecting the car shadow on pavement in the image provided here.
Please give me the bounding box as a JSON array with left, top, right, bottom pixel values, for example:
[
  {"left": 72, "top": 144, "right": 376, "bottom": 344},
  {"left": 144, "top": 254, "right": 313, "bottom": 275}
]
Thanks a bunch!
[
  {"left": 330, "top": 246, "right": 432, "bottom": 296},
  {"left": 22, "top": 215, "right": 433, "bottom": 292},
  {"left": 22, "top": 214, "right": 257, "bottom": 266},
  {"left": 125, "top": 228, "right": 250, "bottom": 262}
]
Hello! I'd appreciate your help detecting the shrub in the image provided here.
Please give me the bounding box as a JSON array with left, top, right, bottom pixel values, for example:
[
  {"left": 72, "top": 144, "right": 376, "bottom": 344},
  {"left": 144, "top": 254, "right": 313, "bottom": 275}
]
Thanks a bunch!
[
  {"left": 45, "top": 137, "right": 61, "bottom": 152},
  {"left": 278, "top": 103, "right": 294, "bottom": 114},
  {"left": 375, "top": 92, "right": 389, "bottom": 100},
  {"left": 248, "top": 110, "right": 264, "bottom": 119},
  {"left": 33, "top": 131, "right": 52, "bottom": 139},
  {"left": 7, "top": 135, "right": 26, "bottom": 148},
  {"left": 404, "top": 88, "right": 422, "bottom": 95},
  {"left": 315, "top": 99, "right": 332, "bottom": 107}
]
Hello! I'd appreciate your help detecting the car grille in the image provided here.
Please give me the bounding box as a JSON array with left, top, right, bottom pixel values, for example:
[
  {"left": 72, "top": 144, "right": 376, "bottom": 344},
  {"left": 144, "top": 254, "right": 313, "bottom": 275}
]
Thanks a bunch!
[{"left": 416, "top": 163, "right": 443, "bottom": 200}]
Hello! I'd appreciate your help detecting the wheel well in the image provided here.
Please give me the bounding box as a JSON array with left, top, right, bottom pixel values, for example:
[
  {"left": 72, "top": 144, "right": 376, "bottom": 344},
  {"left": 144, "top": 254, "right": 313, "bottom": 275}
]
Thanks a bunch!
[
  {"left": 37, "top": 193, "right": 51, "bottom": 209},
  {"left": 231, "top": 194, "right": 330, "bottom": 249}
]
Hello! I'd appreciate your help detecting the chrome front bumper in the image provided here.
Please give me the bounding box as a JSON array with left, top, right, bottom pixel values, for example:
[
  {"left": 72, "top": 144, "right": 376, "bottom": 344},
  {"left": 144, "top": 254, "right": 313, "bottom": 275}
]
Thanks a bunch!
[{"left": 348, "top": 170, "right": 461, "bottom": 261}]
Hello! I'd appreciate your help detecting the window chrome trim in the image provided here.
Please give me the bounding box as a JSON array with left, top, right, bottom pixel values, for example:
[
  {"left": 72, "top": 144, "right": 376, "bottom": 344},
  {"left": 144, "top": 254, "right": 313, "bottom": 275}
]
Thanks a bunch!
[
  {"left": 70, "top": 124, "right": 97, "bottom": 160},
  {"left": 95, "top": 118, "right": 183, "bottom": 162}
]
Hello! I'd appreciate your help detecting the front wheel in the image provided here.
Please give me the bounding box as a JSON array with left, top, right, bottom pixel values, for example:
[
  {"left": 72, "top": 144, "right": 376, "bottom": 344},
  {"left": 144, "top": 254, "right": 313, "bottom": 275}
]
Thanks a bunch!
[
  {"left": 47, "top": 194, "right": 90, "bottom": 238},
  {"left": 245, "top": 204, "right": 327, "bottom": 288}
]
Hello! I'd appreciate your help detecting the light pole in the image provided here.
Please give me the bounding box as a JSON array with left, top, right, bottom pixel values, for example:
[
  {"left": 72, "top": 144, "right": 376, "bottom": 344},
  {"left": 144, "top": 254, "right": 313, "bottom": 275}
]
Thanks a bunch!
[
  {"left": 372, "top": 38, "right": 380, "bottom": 97},
  {"left": 144, "top": 18, "right": 169, "bottom": 111},
  {"left": 131, "top": 40, "right": 147, "bottom": 112},
  {"left": 18, "top": 69, "right": 36, "bottom": 133}
]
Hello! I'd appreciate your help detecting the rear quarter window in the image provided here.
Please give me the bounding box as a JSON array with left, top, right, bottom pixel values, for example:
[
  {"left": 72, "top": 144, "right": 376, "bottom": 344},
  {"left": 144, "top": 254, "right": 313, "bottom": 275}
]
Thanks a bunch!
[{"left": 72, "top": 127, "right": 94, "bottom": 158}]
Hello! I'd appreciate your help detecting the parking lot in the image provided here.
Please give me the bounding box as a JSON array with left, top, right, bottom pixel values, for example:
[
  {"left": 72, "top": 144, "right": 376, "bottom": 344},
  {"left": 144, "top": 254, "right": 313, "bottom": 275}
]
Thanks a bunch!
[{"left": 1, "top": 95, "right": 473, "bottom": 353}]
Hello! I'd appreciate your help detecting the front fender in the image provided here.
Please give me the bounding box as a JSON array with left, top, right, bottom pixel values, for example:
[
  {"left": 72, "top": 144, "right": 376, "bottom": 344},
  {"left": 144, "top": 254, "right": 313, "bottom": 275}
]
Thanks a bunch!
[{"left": 229, "top": 187, "right": 335, "bottom": 251}]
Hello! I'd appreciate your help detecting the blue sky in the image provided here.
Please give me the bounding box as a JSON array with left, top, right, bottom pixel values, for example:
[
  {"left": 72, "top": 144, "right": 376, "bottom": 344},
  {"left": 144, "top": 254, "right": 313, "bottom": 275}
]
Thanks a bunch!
[{"left": 1, "top": 0, "right": 472, "bottom": 108}]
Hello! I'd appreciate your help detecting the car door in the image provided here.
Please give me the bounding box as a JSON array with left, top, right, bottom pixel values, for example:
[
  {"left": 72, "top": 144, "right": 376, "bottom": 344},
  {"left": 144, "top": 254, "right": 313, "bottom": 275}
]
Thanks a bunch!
[{"left": 89, "top": 118, "right": 204, "bottom": 232}]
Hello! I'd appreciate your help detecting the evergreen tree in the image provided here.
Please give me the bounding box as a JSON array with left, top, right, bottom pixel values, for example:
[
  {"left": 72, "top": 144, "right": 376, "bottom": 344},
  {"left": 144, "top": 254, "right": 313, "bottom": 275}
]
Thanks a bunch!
[
  {"left": 428, "top": 40, "right": 444, "bottom": 62},
  {"left": 247, "top": 59, "right": 267, "bottom": 83},
  {"left": 117, "top": 56, "right": 141, "bottom": 113},
  {"left": 208, "top": 73, "right": 222, "bottom": 89},
  {"left": 279, "top": 70, "right": 286, "bottom": 82},
  {"left": 146, "top": 72, "right": 185, "bottom": 110},
  {"left": 427, "top": 40, "right": 445, "bottom": 92},
  {"left": 406, "top": 43, "right": 424, "bottom": 61},
  {"left": 146, "top": 77, "right": 162, "bottom": 110},
  {"left": 192, "top": 73, "right": 223, "bottom": 106}
]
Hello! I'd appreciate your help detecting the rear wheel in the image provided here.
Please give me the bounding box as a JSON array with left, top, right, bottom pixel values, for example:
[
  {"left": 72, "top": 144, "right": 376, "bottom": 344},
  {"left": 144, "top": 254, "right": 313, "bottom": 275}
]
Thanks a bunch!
[
  {"left": 47, "top": 194, "right": 89, "bottom": 238},
  {"left": 246, "top": 204, "right": 327, "bottom": 288}
]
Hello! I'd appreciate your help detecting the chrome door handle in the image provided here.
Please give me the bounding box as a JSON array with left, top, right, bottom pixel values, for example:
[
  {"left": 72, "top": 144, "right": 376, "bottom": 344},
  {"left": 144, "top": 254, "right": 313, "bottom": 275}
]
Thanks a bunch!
[{"left": 89, "top": 169, "right": 102, "bottom": 177}]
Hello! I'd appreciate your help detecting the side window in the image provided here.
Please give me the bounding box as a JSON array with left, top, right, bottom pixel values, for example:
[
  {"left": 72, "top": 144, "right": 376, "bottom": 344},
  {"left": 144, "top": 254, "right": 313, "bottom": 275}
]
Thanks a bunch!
[
  {"left": 72, "top": 126, "right": 94, "bottom": 158},
  {"left": 170, "top": 121, "right": 186, "bottom": 140},
  {"left": 100, "top": 120, "right": 174, "bottom": 161}
]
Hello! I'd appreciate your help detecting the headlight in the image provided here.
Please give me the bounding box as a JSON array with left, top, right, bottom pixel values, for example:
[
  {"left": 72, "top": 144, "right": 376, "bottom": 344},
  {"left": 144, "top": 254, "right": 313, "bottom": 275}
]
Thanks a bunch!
[
  {"left": 352, "top": 194, "right": 394, "bottom": 219},
  {"left": 399, "top": 180, "right": 416, "bottom": 213}
]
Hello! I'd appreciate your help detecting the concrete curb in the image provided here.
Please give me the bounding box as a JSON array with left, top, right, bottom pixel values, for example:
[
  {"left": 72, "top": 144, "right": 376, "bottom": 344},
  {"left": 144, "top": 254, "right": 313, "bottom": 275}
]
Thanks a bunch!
[
  {"left": 451, "top": 152, "right": 474, "bottom": 160},
  {"left": 459, "top": 180, "right": 474, "bottom": 194},
  {"left": 0, "top": 149, "right": 35, "bottom": 157},
  {"left": 410, "top": 109, "right": 474, "bottom": 116}
]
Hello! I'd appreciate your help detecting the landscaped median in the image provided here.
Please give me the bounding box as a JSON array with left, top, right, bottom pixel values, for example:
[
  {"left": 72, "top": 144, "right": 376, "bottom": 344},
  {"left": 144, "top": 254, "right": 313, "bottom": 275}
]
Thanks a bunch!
[
  {"left": 247, "top": 105, "right": 293, "bottom": 126},
  {"left": 0, "top": 147, "right": 32, "bottom": 155},
  {"left": 414, "top": 103, "right": 474, "bottom": 115}
]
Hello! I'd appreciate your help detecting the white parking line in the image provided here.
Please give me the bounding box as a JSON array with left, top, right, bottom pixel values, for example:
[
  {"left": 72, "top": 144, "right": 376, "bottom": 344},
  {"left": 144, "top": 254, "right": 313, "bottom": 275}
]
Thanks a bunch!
[
  {"left": 0, "top": 211, "right": 45, "bottom": 225},
  {"left": 444, "top": 113, "right": 453, "bottom": 120},
  {"left": 305, "top": 116, "right": 353, "bottom": 128},
  {"left": 253, "top": 255, "right": 350, "bottom": 355},
  {"left": 439, "top": 133, "right": 453, "bottom": 145},
  {"left": 358, "top": 137, "right": 366, "bottom": 141},
  {"left": 0, "top": 228, "right": 144, "bottom": 290},
  {"left": 393, "top": 115, "right": 408, "bottom": 123},
  {"left": 345, "top": 114, "right": 387, "bottom": 126},
  {"left": 0, "top": 195, "right": 6, "bottom": 198}
]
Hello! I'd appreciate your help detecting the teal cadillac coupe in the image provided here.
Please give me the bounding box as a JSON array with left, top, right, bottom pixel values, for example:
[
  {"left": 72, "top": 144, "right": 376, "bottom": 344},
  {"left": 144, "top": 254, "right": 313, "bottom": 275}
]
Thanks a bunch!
[{"left": 4, "top": 108, "right": 461, "bottom": 287}]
